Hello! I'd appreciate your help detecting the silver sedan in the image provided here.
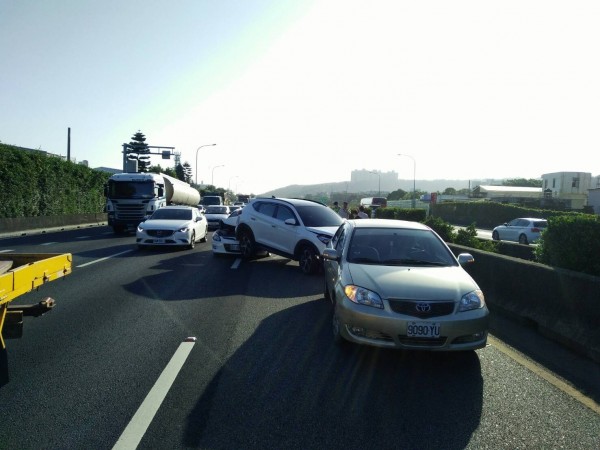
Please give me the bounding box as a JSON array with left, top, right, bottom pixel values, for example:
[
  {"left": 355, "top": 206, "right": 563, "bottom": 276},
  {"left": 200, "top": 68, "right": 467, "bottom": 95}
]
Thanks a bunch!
[{"left": 323, "top": 219, "right": 489, "bottom": 351}]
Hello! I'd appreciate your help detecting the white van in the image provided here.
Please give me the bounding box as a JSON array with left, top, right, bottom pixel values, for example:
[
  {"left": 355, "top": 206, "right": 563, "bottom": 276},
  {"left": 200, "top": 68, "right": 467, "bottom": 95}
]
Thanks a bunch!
[{"left": 360, "top": 197, "right": 388, "bottom": 208}]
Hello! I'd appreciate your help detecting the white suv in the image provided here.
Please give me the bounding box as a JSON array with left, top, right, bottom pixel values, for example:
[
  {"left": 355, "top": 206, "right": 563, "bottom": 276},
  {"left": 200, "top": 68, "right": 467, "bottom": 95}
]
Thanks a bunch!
[{"left": 235, "top": 197, "right": 344, "bottom": 274}]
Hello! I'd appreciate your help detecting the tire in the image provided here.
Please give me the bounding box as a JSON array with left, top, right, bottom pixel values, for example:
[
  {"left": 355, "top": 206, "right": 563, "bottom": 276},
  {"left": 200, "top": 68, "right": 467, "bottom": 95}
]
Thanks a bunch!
[
  {"left": 188, "top": 232, "right": 196, "bottom": 250},
  {"left": 200, "top": 225, "right": 208, "bottom": 243},
  {"left": 518, "top": 234, "right": 529, "bottom": 245},
  {"left": 238, "top": 228, "right": 256, "bottom": 259},
  {"left": 492, "top": 230, "right": 499, "bottom": 241},
  {"left": 324, "top": 278, "right": 331, "bottom": 301},
  {"left": 298, "top": 245, "right": 318, "bottom": 275}
]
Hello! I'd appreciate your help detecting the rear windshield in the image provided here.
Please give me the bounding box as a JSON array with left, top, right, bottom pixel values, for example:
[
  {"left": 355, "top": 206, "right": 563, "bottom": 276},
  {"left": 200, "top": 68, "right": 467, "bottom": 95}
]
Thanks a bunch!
[{"left": 533, "top": 221, "right": 548, "bottom": 228}]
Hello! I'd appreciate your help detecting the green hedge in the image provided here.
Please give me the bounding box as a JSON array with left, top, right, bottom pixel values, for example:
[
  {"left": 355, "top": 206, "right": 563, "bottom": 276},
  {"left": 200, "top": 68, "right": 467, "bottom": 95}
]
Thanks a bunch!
[
  {"left": 535, "top": 215, "right": 600, "bottom": 277},
  {"left": 0, "top": 144, "right": 110, "bottom": 218}
]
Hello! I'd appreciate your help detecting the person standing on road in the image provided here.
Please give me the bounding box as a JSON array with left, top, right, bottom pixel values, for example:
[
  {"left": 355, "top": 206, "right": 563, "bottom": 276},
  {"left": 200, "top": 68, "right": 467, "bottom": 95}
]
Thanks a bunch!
[
  {"left": 332, "top": 201, "right": 340, "bottom": 214},
  {"left": 338, "top": 201, "right": 350, "bottom": 219},
  {"left": 357, "top": 205, "right": 369, "bottom": 219}
]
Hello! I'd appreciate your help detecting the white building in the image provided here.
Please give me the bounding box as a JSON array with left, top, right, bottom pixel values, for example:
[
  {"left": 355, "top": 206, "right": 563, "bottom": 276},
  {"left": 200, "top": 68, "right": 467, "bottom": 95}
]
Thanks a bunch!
[{"left": 541, "top": 172, "right": 593, "bottom": 210}]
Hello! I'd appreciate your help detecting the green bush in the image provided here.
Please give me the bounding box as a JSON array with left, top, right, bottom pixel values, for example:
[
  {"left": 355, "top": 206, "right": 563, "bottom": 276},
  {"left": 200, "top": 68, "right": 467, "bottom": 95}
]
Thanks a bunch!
[
  {"left": 422, "top": 215, "right": 457, "bottom": 242},
  {"left": 535, "top": 215, "right": 600, "bottom": 277},
  {"left": 0, "top": 144, "right": 110, "bottom": 218}
]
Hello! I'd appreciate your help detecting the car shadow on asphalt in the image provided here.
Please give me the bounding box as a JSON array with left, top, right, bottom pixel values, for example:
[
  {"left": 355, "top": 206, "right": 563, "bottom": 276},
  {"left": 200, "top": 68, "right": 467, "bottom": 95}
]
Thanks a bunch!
[{"left": 180, "top": 300, "right": 483, "bottom": 449}]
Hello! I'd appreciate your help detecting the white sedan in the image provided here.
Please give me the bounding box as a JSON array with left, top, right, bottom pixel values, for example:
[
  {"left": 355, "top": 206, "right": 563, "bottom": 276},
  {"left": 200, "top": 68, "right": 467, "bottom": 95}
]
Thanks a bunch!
[
  {"left": 136, "top": 206, "right": 208, "bottom": 250},
  {"left": 492, "top": 217, "right": 548, "bottom": 245}
]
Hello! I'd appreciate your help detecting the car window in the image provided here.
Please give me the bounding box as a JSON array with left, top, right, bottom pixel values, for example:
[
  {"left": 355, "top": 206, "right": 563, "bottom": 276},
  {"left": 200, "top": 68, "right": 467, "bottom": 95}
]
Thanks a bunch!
[
  {"left": 294, "top": 204, "right": 344, "bottom": 227},
  {"left": 206, "top": 206, "right": 228, "bottom": 214},
  {"left": 275, "top": 205, "right": 296, "bottom": 222},
  {"left": 533, "top": 220, "right": 548, "bottom": 228},
  {"left": 349, "top": 228, "right": 456, "bottom": 265},
  {"left": 255, "top": 201, "right": 277, "bottom": 218},
  {"left": 151, "top": 209, "right": 191, "bottom": 220},
  {"left": 334, "top": 226, "right": 347, "bottom": 251}
]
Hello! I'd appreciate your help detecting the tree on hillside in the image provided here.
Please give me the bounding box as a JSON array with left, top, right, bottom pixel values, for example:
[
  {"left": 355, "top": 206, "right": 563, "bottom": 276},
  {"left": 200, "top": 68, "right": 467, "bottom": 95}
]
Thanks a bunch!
[
  {"left": 503, "top": 178, "right": 542, "bottom": 188},
  {"left": 126, "top": 131, "right": 151, "bottom": 172}
]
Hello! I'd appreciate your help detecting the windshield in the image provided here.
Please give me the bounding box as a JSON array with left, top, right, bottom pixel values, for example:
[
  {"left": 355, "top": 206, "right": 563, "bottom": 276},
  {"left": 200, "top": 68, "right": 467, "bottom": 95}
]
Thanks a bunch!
[
  {"left": 107, "top": 180, "right": 155, "bottom": 199},
  {"left": 295, "top": 204, "right": 344, "bottom": 228},
  {"left": 150, "top": 208, "right": 192, "bottom": 220},
  {"left": 206, "top": 206, "right": 228, "bottom": 214},
  {"left": 348, "top": 228, "right": 457, "bottom": 266}
]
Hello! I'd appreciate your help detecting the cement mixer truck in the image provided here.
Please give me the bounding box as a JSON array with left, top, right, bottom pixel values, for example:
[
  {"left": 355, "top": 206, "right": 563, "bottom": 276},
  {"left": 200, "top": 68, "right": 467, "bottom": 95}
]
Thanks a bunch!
[{"left": 104, "top": 172, "right": 201, "bottom": 233}]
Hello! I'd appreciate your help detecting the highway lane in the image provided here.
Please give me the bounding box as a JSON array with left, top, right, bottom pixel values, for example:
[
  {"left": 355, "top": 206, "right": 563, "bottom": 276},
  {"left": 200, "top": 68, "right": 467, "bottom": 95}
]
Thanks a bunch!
[{"left": 0, "top": 226, "right": 598, "bottom": 449}]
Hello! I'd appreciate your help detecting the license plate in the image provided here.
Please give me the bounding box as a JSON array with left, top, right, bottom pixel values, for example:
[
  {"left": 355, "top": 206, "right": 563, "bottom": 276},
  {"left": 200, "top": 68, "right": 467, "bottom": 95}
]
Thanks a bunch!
[
  {"left": 229, "top": 244, "right": 240, "bottom": 251},
  {"left": 154, "top": 239, "right": 165, "bottom": 244},
  {"left": 407, "top": 321, "right": 440, "bottom": 338}
]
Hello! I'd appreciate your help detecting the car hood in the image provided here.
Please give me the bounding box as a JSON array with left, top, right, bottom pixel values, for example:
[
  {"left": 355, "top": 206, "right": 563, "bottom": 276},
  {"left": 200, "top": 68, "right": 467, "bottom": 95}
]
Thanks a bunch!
[
  {"left": 306, "top": 225, "right": 339, "bottom": 237},
  {"left": 141, "top": 219, "right": 193, "bottom": 230},
  {"left": 347, "top": 264, "right": 478, "bottom": 300}
]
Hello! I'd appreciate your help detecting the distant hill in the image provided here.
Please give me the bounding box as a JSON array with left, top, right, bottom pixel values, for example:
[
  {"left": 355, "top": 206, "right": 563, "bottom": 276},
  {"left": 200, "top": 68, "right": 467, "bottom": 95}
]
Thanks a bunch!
[{"left": 259, "top": 179, "right": 502, "bottom": 198}]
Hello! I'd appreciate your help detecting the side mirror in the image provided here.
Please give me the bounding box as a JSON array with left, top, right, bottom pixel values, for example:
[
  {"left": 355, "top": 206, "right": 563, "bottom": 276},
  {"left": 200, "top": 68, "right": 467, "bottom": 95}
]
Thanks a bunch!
[
  {"left": 322, "top": 248, "right": 340, "bottom": 262},
  {"left": 284, "top": 218, "right": 297, "bottom": 226},
  {"left": 457, "top": 253, "right": 474, "bottom": 266}
]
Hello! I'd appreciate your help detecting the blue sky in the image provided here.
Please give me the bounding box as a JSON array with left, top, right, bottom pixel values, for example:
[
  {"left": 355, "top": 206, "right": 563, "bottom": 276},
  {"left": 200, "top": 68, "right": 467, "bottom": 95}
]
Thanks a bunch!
[{"left": 2, "top": 1, "right": 599, "bottom": 195}]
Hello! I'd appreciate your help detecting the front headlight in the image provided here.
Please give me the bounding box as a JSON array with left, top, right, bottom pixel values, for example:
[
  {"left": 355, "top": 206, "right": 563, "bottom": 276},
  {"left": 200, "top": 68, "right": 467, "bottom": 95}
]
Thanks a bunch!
[
  {"left": 344, "top": 285, "right": 383, "bottom": 309},
  {"left": 137, "top": 225, "right": 144, "bottom": 232},
  {"left": 178, "top": 226, "right": 190, "bottom": 232},
  {"left": 458, "top": 289, "right": 485, "bottom": 312}
]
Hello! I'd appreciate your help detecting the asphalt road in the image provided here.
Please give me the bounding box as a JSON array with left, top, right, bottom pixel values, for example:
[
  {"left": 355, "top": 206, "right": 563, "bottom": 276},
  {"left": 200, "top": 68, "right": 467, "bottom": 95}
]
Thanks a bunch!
[{"left": 0, "top": 226, "right": 599, "bottom": 449}]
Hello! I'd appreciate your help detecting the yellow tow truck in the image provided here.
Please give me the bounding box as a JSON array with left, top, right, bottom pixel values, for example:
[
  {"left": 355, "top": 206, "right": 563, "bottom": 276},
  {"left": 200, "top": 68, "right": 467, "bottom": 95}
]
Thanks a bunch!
[{"left": 0, "top": 253, "right": 72, "bottom": 352}]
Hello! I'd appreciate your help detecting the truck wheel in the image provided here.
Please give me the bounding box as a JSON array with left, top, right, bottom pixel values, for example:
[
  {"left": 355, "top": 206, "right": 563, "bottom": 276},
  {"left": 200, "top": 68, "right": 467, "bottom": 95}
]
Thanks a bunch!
[
  {"left": 238, "top": 229, "right": 255, "bottom": 259},
  {"left": 113, "top": 225, "right": 125, "bottom": 234}
]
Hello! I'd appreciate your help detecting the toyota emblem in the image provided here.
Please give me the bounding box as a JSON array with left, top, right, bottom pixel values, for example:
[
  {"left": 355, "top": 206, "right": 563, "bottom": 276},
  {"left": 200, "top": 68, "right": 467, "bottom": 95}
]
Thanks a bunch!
[{"left": 415, "top": 302, "right": 431, "bottom": 312}]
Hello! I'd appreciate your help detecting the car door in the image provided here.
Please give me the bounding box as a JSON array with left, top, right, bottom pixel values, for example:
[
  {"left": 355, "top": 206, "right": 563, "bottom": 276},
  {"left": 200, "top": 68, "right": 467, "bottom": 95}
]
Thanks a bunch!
[
  {"left": 250, "top": 201, "right": 278, "bottom": 247},
  {"left": 324, "top": 224, "right": 347, "bottom": 291},
  {"left": 262, "top": 204, "right": 299, "bottom": 255},
  {"left": 193, "top": 208, "right": 206, "bottom": 239},
  {"left": 504, "top": 218, "right": 525, "bottom": 242}
]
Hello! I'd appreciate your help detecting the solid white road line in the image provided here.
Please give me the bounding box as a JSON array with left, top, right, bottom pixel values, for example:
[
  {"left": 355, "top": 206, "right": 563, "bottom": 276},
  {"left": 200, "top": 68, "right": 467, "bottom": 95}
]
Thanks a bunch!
[
  {"left": 112, "top": 338, "right": 196, "bottom": 450},
  {"left": 76, "top": 250, "right": 133, "bottom": 268}
]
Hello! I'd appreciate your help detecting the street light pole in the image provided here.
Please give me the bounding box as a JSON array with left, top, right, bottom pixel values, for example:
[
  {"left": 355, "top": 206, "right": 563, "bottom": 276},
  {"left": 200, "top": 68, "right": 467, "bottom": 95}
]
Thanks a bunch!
[
  {"left": 398, "top": 154, "right": 416, "bottom": 208},
  {"left": 228, "top": 175, "right": 239, "bottom": 192},
  {"left": 195, "top": 144, "right": 216, "bottom": 185},
  {"left": 211, "top": 164, "right": 225, "bottom": 187},
  {"left": 368, "top": 170, "right": 381, "bottom": 196}
]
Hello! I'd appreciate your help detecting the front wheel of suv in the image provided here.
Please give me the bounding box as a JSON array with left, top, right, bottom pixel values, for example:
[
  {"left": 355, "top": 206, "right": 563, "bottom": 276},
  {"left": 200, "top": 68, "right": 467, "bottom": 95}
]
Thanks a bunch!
[
  {"left": 298, "top": 245, "right": 319, "bottom": 275},
  {"left": 238, "top": 228, "right": 256, "bottom": 259}
]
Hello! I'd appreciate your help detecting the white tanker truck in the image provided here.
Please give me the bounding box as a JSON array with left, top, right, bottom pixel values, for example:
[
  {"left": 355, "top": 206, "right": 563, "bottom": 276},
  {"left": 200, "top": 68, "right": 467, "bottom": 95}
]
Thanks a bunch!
[{"left": 104, "top": 172, "right": 201, "bottom": 233}]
